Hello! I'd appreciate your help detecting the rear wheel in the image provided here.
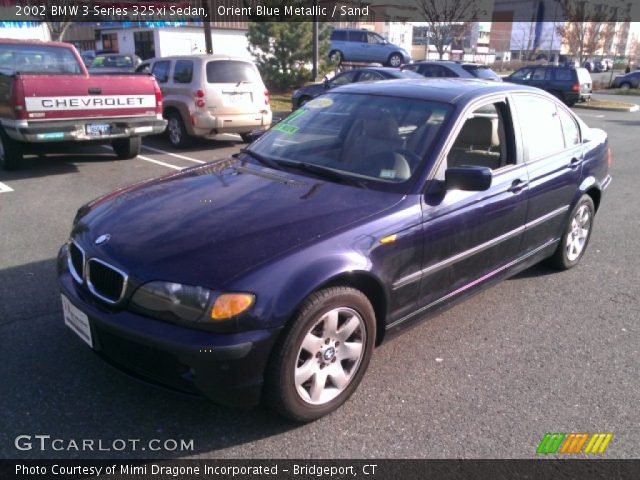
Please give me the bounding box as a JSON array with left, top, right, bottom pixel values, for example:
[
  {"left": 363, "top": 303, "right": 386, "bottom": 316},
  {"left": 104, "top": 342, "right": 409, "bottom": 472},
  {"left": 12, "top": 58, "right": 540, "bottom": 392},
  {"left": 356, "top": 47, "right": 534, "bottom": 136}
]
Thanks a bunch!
[
  {"left": 265, "top": 287, "right": 376, "bottom": 422},
  {"left": 547, "top": 195, "right": 595, "bottom": 270},
  {"left": 387, "top": 53, "right": 403, "bottom": 68},
  {"left": 329, "top": 50, "right": 343, "bottom": 65},
  {"left": 112, "top": 137, "right": 141, "bottom": 159},
  {"left": 166, "top": 112, "right": 192, "bottom": 148},
  {"left": 0, "top": 127, "right": 24, "bottom": 171}
]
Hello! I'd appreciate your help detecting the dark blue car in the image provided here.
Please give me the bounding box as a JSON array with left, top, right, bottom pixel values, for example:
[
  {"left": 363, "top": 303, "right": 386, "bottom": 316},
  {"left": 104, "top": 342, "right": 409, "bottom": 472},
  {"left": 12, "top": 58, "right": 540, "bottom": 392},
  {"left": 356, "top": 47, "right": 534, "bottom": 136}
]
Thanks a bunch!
[{"left": 58, "top": 79, "right": 611, "bottom": 421}]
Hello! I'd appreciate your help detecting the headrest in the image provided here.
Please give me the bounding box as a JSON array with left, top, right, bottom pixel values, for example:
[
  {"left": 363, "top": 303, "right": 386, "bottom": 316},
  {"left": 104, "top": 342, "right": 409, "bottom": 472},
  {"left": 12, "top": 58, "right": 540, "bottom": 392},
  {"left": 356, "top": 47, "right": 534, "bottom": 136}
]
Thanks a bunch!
[
  {"left": 360, "top": 114, "right": 399, "bottom": 140},
  {"left": 455, "top": 117, "right": 498, "bottom": 148}
]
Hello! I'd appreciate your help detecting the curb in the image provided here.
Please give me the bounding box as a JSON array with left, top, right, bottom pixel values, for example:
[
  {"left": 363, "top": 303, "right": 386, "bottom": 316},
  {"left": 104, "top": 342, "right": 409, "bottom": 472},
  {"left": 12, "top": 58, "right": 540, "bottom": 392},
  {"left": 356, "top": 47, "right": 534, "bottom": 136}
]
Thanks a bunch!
[{"left": 574, "top": 103, "right": 639, "bottom": 112}]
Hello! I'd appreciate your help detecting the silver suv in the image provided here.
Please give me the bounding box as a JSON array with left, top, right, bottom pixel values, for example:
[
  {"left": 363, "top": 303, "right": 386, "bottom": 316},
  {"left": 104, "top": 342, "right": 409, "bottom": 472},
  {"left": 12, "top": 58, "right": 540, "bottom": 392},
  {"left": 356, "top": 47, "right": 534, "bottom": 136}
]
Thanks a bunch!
[{"left": 137, "top": 55, "right": 272, "bottom": 147}]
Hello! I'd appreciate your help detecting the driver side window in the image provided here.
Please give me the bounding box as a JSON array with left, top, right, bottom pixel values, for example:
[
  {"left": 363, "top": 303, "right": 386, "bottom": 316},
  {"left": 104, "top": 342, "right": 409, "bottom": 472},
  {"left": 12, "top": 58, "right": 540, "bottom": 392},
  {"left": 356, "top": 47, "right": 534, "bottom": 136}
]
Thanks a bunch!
[{"left": 330, "top": 71, "right": 356, "bottom": 86}]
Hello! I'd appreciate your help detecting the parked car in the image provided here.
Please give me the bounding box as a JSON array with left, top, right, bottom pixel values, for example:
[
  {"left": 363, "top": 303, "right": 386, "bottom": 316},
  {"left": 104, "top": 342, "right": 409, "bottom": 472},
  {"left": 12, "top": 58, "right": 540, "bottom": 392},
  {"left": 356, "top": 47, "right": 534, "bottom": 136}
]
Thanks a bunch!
[
  {"left": 504, "top": 65, "right": 592, "bottom": 106},
  {"left": 136, "top": 55, "right": 272, "bottom": 147},
  {"left": 602, "top": 58, "right": 613, "bottom": 71},
  {"left": 584, "top": 60, "right": 605, "bottom": 73},
  {"left": 89, "top": 53, "right": 142, "bottom": 73},
  {"left": 610, "top": 70, "right": 640, "bottom": 89},
  {"left": 58, "top": 78, "right": 611, "bottom": 421},
  {"left": 329, "top": 28, "right": 411, "bottom": 67},
  {"left": 0, "top": 39, "right": 166, "bottom": 170},
  {"left": 291, "top": 67, "right": 423, "bottom": 109},
  {"left": 402, "top": 61, "right": 502, "bottom": 81}
]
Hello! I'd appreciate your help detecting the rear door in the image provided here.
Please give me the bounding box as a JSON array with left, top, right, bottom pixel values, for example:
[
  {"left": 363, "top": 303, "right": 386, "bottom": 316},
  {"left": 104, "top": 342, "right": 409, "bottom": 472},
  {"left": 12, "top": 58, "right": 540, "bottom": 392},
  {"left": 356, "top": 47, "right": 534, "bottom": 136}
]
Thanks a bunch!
[
  {"left": 205, "top": 60, "right": 268, "bottom": 116},
  {"left": 510, "top": 93, "right": 584, "bottom": 252}
]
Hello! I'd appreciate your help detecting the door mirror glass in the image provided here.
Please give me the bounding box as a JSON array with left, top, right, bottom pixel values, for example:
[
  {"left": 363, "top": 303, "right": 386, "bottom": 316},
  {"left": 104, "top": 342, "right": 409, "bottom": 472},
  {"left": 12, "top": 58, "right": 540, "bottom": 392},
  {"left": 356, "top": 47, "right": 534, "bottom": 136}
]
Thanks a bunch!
[{"left": 445, "top": 166, "right": 492, "bottom": 191}]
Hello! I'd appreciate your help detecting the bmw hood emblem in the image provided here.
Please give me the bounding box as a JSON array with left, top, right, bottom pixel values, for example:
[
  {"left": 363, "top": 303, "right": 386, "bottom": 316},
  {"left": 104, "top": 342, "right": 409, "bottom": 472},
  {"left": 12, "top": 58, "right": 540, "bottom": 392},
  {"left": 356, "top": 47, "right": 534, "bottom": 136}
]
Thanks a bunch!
[{"left": 94, "top": 234, "right": 111, "bottom": 246}]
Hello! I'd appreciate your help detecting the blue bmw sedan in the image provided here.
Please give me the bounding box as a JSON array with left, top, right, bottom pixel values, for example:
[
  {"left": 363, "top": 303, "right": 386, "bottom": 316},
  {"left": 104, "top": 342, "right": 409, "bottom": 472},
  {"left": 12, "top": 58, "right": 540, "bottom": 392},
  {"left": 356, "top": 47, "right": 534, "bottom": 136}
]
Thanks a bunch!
[{"left": 58, "top": 79, "right": 611, "bottom": 421}]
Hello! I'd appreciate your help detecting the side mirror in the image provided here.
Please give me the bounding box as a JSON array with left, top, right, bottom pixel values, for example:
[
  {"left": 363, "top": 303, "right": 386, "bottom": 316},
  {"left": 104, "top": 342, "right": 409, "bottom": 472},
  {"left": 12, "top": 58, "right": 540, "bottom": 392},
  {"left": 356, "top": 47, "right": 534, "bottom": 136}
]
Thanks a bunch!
[{"left": 445, "top": 166, "right": 492, "bottom": 191}]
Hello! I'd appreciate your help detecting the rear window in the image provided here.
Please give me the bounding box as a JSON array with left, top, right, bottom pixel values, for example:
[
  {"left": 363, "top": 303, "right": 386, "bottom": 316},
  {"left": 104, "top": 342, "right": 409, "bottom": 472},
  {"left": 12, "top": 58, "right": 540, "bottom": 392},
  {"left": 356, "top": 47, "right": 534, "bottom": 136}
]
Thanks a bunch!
[
  {"left": 173, "top": 60, "right": 193, "bottom": 83},
  {"left": 463, "top": 65, "right": 500, "bottom": 80},
  {"left": 206, "top": 60, "right": 259, "bottom": 84},
  {"left": 92, "top": 55, "right": 133, "bottom": 68},
  {"left": 0, "top": 44, "right": 82, "bottom": 74},
  {"left": 553, "top": 68, "right": 574, "bottom": 81}
]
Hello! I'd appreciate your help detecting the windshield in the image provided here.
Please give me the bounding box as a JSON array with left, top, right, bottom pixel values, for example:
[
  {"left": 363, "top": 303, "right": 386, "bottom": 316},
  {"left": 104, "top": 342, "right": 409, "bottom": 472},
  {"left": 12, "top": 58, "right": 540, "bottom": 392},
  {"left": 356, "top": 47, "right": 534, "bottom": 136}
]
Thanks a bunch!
[
  {"left": 247, "top": 93, "right": 452, "bottom": 192},
  {"left": 91, "top": 55, "right": 134, "bottom": 68},
  {"left": 0, "top": 44, "right": 82, "bottom": 74},
  {"left": 463, "top": 65, "right": 501, "bottom": 80}
]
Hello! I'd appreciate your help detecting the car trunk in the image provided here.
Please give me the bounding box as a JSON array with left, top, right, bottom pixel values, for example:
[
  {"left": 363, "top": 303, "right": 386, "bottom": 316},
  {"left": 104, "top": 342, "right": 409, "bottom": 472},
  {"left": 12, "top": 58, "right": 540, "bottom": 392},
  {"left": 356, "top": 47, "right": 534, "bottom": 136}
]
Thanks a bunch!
[{"left": 204, "top": 60, "right": 268, "bottom": 116}]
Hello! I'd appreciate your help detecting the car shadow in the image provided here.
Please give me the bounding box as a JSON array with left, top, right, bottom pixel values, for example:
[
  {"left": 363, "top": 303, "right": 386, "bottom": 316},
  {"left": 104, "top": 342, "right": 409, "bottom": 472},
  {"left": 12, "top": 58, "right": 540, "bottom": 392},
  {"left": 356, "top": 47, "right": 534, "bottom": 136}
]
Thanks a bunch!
[
  {"left": 0, "top": 258, "right": 297, "bottom": 459},
  {"left": 509, "top": 262, "right": 559, "bottom": 280}
]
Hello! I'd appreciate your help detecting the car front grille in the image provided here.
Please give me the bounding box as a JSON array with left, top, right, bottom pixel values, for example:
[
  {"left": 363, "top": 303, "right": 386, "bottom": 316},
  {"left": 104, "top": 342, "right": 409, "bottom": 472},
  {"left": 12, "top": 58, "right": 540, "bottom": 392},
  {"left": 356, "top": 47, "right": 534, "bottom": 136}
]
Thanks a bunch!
[
  {"left": 87, "top": 258, "right": 127, "bottom": 304},
  {"left": 68, "top": 242, "right": 85, "bottom": 284}
]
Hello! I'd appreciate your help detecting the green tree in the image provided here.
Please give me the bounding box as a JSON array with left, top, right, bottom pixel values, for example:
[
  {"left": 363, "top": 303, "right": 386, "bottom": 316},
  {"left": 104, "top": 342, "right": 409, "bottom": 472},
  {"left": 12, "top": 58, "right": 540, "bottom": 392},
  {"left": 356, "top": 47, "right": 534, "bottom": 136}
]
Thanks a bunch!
[{"left": 247, "top": 22, "right": 333, "bottom": 92}]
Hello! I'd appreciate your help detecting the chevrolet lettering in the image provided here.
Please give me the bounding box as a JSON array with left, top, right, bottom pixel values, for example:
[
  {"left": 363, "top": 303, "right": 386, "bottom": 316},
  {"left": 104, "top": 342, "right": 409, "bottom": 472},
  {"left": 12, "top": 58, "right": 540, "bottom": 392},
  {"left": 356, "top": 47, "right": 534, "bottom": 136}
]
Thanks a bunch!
[{"left": 58, "top": 79, "right": 611, "bottom": 421}]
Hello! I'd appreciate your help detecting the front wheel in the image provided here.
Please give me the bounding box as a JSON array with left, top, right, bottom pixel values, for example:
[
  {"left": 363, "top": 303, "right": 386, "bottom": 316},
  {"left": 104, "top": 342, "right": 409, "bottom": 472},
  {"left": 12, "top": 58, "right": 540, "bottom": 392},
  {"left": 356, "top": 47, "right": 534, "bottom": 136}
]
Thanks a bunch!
[
  {"left": 112, "top": 137, "right": 141, "bottom": 159},
  {"left": 329, "top": 50, "right": 343, "bottom": 64},
  {"left": 265, "top": 287, "right": 376, "bottom": 422},
  {"left": 547, "top": 195, "right": 595, "bottom": 270},
  {"left": 620, "top": 82, "right": 631, "bottom": 90},
  {"left": 387, "top": 53, "right": 403, "bottom": 68}
]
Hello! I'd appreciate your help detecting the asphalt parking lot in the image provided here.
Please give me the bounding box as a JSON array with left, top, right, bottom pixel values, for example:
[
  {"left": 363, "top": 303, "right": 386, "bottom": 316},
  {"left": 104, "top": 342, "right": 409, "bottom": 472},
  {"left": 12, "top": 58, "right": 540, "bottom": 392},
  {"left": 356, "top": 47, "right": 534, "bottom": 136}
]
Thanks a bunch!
[{"left": 1, "top": 97, "right": 638, "bottom": 459}]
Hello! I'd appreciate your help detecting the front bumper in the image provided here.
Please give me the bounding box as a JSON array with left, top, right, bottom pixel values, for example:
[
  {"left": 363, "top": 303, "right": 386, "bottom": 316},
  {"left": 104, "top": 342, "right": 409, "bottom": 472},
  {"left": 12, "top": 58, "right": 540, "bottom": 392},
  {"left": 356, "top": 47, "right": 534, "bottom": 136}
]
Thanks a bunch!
[
  {"left": 3, "top": 116, "right": 167, "bottom": 143},
  {"left": 190, "top": 110, "right": 272, "bottom": 137},
  {"left": 57, "top": 248, "right": 280, "bottom": 408}
]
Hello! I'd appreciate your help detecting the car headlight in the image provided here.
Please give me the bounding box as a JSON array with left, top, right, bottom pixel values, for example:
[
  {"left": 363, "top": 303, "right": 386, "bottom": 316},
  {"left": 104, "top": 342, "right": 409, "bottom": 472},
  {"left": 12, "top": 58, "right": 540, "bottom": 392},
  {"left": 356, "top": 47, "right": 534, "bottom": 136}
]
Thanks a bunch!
[{"left": 130, "top": 282, "right": 255, "bottom": 323}]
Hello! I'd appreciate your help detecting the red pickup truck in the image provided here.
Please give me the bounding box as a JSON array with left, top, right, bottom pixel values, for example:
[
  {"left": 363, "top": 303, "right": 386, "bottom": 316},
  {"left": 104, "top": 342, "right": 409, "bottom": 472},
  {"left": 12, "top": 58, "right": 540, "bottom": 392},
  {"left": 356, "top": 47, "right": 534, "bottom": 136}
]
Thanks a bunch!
[{"left": 0, "top": 39, "right": 167, "bottom": 170}]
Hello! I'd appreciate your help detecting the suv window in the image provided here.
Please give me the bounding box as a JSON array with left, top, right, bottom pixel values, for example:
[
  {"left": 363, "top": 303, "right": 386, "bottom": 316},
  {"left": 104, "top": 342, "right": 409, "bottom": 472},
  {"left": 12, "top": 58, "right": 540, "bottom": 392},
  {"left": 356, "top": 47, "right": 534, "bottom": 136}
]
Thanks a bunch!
[
  {"left": 513, "top": 94, "right": 565, "bottom": 160},
  {"left": 553, "top": 68, "right": 574, "bottom": 81},
  {"left": 349, "top": 31, "right": 367, "bottom": 43},
  {"left": 151, "top": 60, "right": 170, "bottom": 83},
  {"left": 331, "top": 30, "right": 346, "bottom": 41},
  {"left": 206, "top": 60, "right": 259, "bottom": 84},
  {"left": 173, "top": 60, "right": 193, "bottom": 83},
  {"left": 532, "top": 67, "right": 549, "bottom": 80},
  {"left": 367, "top": 32, "right": 385, "bottom": 44},
  {"left": 510, "top": 68, "right": 533, "bottom": 80}
]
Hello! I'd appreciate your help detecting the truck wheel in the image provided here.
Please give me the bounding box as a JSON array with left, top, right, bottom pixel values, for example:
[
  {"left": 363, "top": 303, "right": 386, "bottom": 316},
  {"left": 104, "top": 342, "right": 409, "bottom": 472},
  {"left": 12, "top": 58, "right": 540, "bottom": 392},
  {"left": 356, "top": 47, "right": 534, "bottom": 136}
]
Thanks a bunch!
[
  {"left": 112, "top": 137, "right": 141, "bottom": 160},
  {"left": 167, "top": 113, "right": 192, "bottom": 148},
  {"left": 264, "top": 286, "right": 376, "bottom": 422},
  {"left": 0, "top": 128, "right": 24, "bottom": 171}
]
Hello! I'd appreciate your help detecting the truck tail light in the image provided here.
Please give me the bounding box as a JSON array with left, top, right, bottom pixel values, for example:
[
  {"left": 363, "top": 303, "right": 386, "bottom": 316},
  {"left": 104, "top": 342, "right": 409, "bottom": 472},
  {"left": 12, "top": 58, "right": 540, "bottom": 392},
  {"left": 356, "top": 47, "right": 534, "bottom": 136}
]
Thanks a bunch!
[
  {"left": 11, "top": 77, "right": 27, "bottom": 120},
  {"left": 572, "top": 83, "right": 580, "bottom": 92},
  {"left": 607, "top": 146, "right": 612, "bottom": 168},
  {"left": 153, "top": 80, "right": 163, "bottom": 114},
  {"left": 264, "top": 89, "right": 270, "bottom": 106},
  {"left": 194, "top": 90, "right": 206, "bottom": 108}
]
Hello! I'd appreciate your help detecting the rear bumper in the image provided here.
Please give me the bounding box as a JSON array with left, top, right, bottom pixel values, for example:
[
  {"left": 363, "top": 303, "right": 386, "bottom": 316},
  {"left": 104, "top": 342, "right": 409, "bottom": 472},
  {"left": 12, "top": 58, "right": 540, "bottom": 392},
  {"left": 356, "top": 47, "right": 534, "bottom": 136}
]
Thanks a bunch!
[
  {"left": 189, "top": 110, "right": 272, "bottom": 136},
  {"left": 57, "top": 247, "right": 280, "bottom": 408},
  {"left": 2, "top": 115, "right": 167, "bottom": 143}
]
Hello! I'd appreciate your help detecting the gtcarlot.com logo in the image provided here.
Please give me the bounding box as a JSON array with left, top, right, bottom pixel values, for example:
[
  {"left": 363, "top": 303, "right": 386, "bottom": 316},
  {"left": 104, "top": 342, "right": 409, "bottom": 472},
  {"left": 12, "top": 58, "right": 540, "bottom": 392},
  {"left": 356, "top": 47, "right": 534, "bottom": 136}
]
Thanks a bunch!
[
  {"left": 537, "top": 432, "right": 613, "bottom": 455},
  {"left": 15, "top": 435, "right": 194, "bottom": 452}
]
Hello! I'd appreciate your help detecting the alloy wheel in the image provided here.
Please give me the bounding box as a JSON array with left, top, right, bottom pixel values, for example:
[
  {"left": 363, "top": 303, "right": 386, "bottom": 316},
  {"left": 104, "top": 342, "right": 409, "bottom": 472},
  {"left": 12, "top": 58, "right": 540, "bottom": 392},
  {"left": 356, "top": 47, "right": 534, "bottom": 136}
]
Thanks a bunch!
[{"left": 566, "top": 204, "right": 591, "bottom": 262}]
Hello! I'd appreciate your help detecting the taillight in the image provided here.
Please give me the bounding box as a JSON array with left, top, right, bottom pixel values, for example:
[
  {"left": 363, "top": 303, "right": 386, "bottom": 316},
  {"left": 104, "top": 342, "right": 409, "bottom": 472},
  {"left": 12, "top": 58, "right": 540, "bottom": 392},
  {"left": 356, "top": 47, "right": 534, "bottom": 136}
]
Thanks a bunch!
[
  {"left": 11, "top": 77, "right": 27, "bottom": 120},
  {"left": 264, "top": 89, "right": 270, "bottom": 106},
  {"left": 194, "top": 90, "right": 206, "bottom": 108},
  {"left": 607, "top": 146, "right": 612, "bottom": 168},
  {"left": 153, "top": 80, "right": 163, "bottom": 114},
  {"left": 572, "top": 83, "right": 580, "bottom": 92}
]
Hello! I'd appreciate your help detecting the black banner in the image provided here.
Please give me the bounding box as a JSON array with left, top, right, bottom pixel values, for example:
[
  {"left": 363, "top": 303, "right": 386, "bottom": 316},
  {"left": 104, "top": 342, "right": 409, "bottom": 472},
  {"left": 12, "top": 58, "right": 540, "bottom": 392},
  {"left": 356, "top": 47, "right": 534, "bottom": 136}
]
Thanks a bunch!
[{"left": 2, "top": 460, "right": 640, "bottom": 480}]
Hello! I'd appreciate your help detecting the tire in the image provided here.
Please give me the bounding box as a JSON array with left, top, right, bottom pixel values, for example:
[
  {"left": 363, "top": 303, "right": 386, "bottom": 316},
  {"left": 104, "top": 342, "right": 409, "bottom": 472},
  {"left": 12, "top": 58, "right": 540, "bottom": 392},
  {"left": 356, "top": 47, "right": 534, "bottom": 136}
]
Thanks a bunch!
[
  {"left": 547, "top": 195, "right": 596, "bottom": 270},
  {"left": 166, "top": 112, "right": 192, "bottom": 148},
  {"left": 0, "top": 127, "right": 24, "bottom": 171},
  {"left": 264, "top": 287, "right": 376, "bottom": 422},
  {"left": 387, "top": 53, "right": 403, "bottom": 68},
  {"left": 565, "top": 99, "right": 577, "bottom": 107},
  {"left": 620, "top": 82, "right": 631, "bottom": 90},
  {"left": 240, "top": 132, "right": 253, "bottom": 143},
  {"left": 111, "top": 137, "right": 141, "bottom": 160},
  {"left": 329, "top": 50, "right": 343, "bottom": 64}
]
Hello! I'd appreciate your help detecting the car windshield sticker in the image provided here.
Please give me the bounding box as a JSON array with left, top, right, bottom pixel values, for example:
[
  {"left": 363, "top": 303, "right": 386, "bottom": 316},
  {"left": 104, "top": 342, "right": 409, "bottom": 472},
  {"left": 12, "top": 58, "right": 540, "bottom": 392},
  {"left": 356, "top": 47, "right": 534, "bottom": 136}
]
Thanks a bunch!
[
  {"left": 380, "top": 169, "right": 396, "bottom": 179},
  {"left": 273, "top": 123, "right": 299, "bottom": 134},
  {"left": 305, "top": 97, "right": 333, "bottom": 109}
]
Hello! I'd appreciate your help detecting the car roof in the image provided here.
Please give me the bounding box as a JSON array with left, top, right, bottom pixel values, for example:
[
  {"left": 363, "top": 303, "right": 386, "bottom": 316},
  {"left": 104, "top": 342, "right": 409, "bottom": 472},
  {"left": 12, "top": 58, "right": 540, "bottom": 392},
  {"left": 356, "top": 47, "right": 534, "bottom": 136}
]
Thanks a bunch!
[
  {"left": 147, "top": 54, "right": 254, "bottom": 63},
  {"left": 332, "top": 78, "right": 542, "bottom": 104}
]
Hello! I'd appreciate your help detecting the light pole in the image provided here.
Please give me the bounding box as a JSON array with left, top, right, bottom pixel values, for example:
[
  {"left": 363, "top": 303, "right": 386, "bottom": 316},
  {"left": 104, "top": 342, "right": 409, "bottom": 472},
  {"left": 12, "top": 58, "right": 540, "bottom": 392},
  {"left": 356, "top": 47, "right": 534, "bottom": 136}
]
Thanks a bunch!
[{"left": 312, "top": 0, "right": 319, "bottom": 81}]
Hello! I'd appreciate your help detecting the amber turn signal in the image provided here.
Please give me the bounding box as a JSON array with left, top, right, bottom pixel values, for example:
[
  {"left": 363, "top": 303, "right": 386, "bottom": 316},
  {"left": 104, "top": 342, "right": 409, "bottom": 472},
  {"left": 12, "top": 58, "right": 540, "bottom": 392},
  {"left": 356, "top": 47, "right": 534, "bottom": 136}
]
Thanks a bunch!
[{"left": 210, "top": 293, "right": 255, "bottom": 320}]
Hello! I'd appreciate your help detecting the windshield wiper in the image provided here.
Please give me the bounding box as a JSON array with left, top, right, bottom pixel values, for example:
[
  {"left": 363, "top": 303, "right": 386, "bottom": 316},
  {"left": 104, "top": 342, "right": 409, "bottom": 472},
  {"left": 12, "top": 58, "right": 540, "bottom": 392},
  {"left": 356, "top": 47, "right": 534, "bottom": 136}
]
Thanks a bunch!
[
  {"left": 280, "top": 161, "right": 367, "bottom": 189},
  {"left": 235, "top": 149, "right": 282, "bottom": 171}
]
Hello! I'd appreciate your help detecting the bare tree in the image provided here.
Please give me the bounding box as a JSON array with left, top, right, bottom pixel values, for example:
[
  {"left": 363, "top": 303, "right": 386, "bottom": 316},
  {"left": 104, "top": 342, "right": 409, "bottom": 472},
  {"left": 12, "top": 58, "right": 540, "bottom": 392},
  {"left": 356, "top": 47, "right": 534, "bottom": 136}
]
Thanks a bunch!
[
  {"left": 17, "top": 0, "right": 86, "bottom": 41},
  {"left": 416, "top": 0, "right": 481, "bottom": 60},
  {"left": 555, "top": 0, "right": 618, "bottom": 64}
]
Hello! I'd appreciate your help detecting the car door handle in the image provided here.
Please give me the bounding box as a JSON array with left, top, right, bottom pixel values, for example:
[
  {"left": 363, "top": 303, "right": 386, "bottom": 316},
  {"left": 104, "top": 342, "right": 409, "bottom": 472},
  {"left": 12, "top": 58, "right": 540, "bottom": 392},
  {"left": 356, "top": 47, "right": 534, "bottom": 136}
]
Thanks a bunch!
[
  {"left": 508, "top": 179, "right": 529, "bottom": 194},
  {"left": 568, "top": 157, "right": 582, "bottom": 169}
]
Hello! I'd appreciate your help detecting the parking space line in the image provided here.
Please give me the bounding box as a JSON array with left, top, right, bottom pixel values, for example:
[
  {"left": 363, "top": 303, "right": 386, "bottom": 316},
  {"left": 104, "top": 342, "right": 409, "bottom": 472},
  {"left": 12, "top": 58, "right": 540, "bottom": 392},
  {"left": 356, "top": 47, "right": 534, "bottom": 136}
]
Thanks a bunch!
[
  {"left": 137, "top": 155, "right": 184, "bottom": 171},
  {"left": 0, "top": 181, "right": 14, "bottom": 193},
  {"left": 142, "top": 145, "right": 206, "bottom": 164}
]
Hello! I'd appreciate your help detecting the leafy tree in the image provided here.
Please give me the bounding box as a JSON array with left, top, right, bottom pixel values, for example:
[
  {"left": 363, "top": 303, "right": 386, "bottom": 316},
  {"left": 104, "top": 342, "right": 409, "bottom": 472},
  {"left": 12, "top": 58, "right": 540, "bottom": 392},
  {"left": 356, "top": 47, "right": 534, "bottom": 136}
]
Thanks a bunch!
[{"left": 247, "top": 22, "right": 333, "bottom": 92}]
